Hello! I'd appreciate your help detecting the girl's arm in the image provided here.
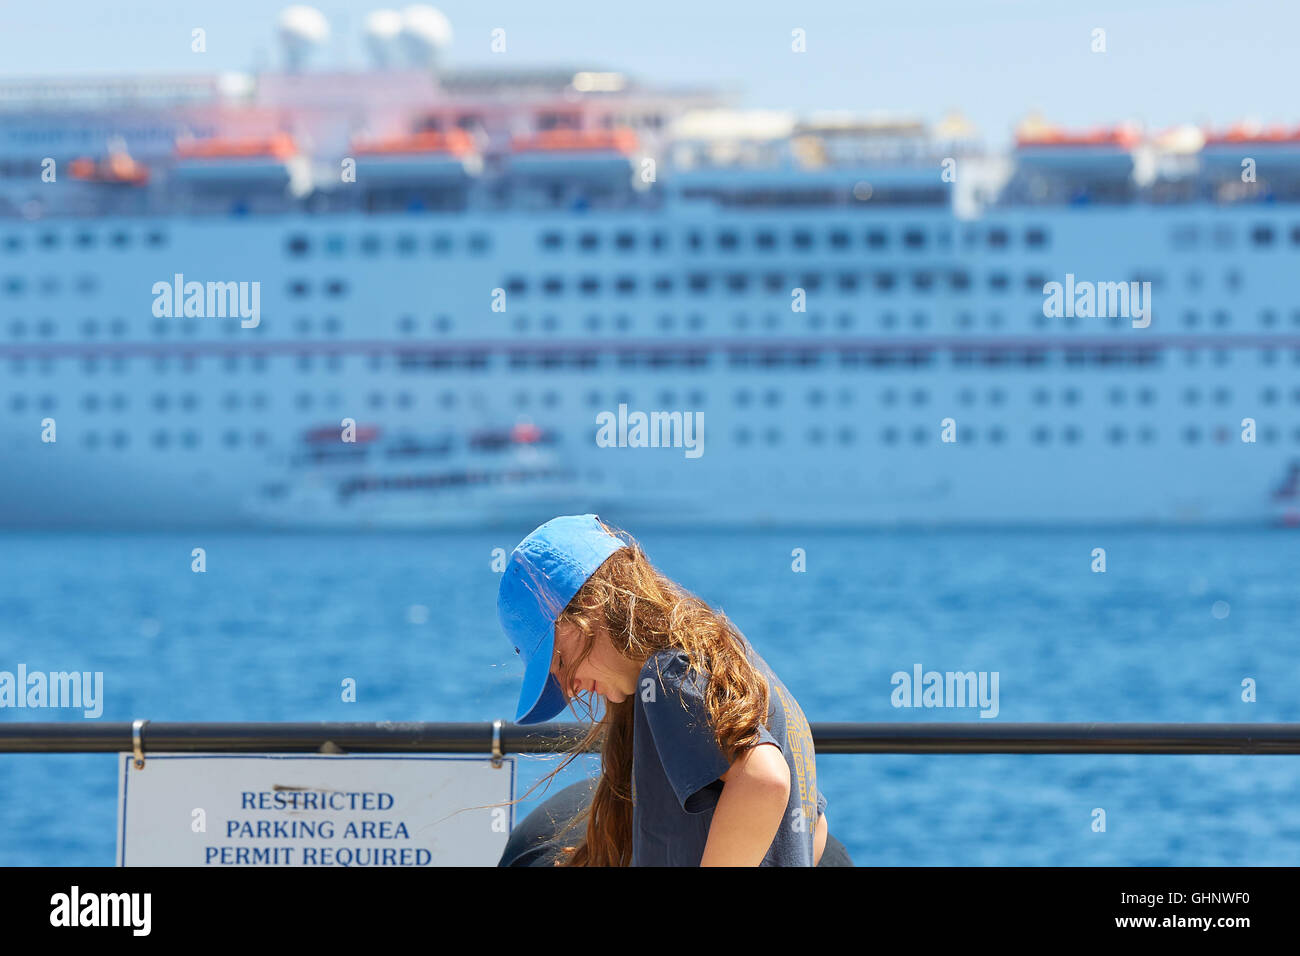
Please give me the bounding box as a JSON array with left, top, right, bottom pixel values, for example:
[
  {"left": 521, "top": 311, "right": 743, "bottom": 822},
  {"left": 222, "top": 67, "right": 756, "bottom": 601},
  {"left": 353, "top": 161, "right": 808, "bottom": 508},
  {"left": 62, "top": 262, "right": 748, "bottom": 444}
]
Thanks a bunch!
[
  {"left": 814, "top": 811, "right": 828, "bottom": 865},
  {"left": 698, "top": 742, "right": 791, "bottom": 867}
]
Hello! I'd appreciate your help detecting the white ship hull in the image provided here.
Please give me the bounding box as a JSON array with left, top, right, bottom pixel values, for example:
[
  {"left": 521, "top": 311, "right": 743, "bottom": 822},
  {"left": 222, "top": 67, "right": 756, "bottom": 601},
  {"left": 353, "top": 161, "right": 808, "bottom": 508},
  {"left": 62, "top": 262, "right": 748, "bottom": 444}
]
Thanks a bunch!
[{"left": 1, "top": 204, "right": 1297, "bottom": 528}]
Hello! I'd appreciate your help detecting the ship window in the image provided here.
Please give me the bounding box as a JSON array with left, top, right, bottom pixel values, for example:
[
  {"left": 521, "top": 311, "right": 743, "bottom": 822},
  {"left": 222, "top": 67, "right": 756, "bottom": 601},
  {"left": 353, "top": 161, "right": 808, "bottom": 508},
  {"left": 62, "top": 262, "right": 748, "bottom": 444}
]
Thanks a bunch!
[
  {"left": 325, "top": 280, "right": 347, "bottom": 298},
  {"left": 360, "top": 234, "right": 381, "bottom": 255},
  {"left": 1291, "top": 225, "right": 1300, "bottom": 246},
  {"left": 717, "top": 231, "right": 738, "bottom": 251},
  {"left": 540, "top": 231, "right": 563, "bottom": 250},
  {"left": 837, "top": 273, "right": 859, "bottom": 292},
  {"left": 903, "top": 229, "right": 925, "bottom": 249},
  {"left": 431, "top": 234, "right": 452, "bottom": 254},
  {"left": 866, "top": 229, "right": 888, "bottom": 249},
  {"left": 1183, "top": 426, "right": 1201, "bottom": 443},
  {"left": 881, "top": 427, "right": 899, "bottom": 445},
  {"left": 988, "top": 273, "right": 1009, "bottom": 292},
  {"left": 396, "top": 233, "right": 417, "bottom": 255},
  {"left": 286, "top": 235, "right": 310, "bottom": 256},
  {"left": 4, "top": 236, "right": 22, "bottom": 251},
  {"left": 610, "top": 232, "right": 635, "bottom": 252},
  {"left": 688, "top": 273, "right": 710, "bottom": 294},
  {"left": 801, "top": 272, "right": 822, "bottom": 292},
  {"left": 829, "top": 229, "right": 849, "bottom": 249},
  {"left": 791, "top": 230, "right": 812, "bottom": 250},
  {"left": 288, "top": 280, "right": 308, "bottom": 298},
  {"left": 726, "top": 274, "right": 748, "bottom": 293},
  {"left": 1250, "top": 225, "right": 1275, "bottom": 246},
  {"left": 1025, "top": 227, "right": 1048, "bottom": 248},
  {"left": 152, "top": 430, "right": 169, "bottom": 448},
  {"left": 468, "top": 232, "right": 490, "bottom": 254},
  {"left": 873, "top": 272, "right": 896, "bottom": 292},
  {"left": 577, "top": 232, "right": 600, "bottom": 252},
  {"left": 987, "top": 227, "right": 1008, "bottom": 248},
  {"left": 911, "top": 272, "right": 933, "bottom": 292},
  {"left": 1025, "top": 273, "right": 1047, "bottom": 291},
  {"left": 686, "top": 231, "right": 702, "bottom": 251},
  {"left": 75, "top": 232, "right": 95, "bottom": 249},
  {"left": 40, "top": 232, "right": 60, "bottom": 249},
  {"left": 146, "top": 231, "right": 167, "bottom": 248},
  {"left": 762, "top": 273, "right": 784, "bottom": 293},
  {"left": 615, "top": 276, "right": 637, "bottom": 295},
  {"left": 755, "top": 231, "right": 776, "bottom": 250},
  {"left": 325, "top": 235, "right": 345, "bottom": 255},
  {"left": 650, "top": 231, "right": 667, "bottom": 251},
  {"left": 578, "top": 276, "right": 600, "bottom": 295},
  {"left": 949, "top": 271, "right": 971, "bottom": 292},
  {"left": 1169, "top": 224, "right": 1198, "bottom": 249}
]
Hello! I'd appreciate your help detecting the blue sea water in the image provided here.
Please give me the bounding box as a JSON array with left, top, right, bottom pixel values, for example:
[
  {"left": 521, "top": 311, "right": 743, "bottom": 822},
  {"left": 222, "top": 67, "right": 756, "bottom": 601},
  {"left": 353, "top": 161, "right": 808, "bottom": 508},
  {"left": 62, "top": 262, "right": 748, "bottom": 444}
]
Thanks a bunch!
[{"left": 1, "top": 527, "right": 1297, "bottom": 866}]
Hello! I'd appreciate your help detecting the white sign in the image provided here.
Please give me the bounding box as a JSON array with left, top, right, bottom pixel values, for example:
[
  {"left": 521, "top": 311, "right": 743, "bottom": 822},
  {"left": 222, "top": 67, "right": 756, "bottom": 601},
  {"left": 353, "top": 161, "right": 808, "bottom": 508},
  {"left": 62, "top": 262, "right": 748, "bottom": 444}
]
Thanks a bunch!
[{"left": 116, "top": 753, "right": 515, "bottom": 866}]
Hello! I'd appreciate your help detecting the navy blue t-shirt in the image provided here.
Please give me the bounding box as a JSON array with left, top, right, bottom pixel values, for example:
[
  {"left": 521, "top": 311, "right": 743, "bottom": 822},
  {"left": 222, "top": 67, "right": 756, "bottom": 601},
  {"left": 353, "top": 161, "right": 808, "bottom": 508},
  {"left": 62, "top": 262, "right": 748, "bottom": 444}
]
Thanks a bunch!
[{"left": 630, "top": 638, "right": 826, "bottom": 866}]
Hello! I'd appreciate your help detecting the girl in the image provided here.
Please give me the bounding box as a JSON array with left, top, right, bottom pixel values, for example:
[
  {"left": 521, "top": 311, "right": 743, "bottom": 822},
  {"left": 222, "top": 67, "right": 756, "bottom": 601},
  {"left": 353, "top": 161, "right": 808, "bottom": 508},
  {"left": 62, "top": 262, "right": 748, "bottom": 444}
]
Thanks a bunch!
[{"left": 497, "top": 513, "right": 829, "bottom": 866}]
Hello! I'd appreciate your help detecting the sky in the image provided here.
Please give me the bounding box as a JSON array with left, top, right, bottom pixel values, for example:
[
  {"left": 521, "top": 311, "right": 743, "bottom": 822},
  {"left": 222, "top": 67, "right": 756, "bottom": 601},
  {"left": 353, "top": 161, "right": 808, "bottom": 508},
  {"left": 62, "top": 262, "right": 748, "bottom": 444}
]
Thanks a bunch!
[{"left": 0, "top": 0, "right": 1293, "bottom": 145}]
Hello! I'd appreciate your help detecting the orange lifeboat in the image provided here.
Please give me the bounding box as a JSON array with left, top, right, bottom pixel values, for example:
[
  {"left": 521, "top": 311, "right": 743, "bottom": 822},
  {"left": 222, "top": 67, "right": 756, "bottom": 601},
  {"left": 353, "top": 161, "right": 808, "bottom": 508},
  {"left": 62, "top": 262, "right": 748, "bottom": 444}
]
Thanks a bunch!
[
  {"left": 68, "top": 152, "right": 149, "bottom": 185},
  {"left": 174, "top": 133, "right": 297, "bottom": 160},
  {"left": 510, "top": 128, "right": 639, "bottom": 154},
  {"left": 1203, "top": 122, "right": 1300, "bottom": 146},
  {"left": 1016, "top": 123, "right": 1140, "bottom": 150},
  {"left": 351, "top": 129, "right": 477, "bottom": 157}
]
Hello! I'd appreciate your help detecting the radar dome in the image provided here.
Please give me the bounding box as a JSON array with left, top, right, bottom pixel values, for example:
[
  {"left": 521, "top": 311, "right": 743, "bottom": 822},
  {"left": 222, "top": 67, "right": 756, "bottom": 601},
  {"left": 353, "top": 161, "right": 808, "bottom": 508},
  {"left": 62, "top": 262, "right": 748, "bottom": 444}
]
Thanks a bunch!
[
  {"left": 278, "top": 5, "right": 330, "bottom": 71},
  {"left": 399, "top": 5, "right": 452, "bottom": 68},
  {"left": 364, "top": 9, "right": 404, "bottom": 68}
]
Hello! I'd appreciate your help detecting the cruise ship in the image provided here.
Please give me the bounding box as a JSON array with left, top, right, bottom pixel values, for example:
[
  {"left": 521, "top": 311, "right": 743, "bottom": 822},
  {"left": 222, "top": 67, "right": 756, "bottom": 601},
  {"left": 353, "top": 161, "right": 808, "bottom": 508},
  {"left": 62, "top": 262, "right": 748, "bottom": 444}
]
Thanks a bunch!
[{"left": 2, "top": 6, "right": 1299, "bottom": 528}]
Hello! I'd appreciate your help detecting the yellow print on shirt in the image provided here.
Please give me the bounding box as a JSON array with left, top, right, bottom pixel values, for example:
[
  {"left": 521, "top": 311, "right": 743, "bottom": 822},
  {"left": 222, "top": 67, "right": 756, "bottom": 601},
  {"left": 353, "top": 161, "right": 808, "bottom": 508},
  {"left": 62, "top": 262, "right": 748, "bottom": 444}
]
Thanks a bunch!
[{"left": 773, "top": 682, "right": 818, "bottom": 823}]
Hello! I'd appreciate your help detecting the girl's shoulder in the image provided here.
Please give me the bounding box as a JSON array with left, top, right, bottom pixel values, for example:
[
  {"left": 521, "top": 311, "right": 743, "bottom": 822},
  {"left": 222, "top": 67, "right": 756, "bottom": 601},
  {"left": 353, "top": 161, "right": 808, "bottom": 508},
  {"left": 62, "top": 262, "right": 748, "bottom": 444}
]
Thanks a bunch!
[{"left": 640, "top": 647, "right": 693, "bottom": 682}]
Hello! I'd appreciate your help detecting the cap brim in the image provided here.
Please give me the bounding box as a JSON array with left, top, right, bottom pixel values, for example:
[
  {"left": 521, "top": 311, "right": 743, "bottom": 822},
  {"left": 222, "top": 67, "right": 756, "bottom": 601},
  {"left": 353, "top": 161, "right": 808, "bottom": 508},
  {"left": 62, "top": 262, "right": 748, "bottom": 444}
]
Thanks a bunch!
[{"left": 514, "top": 625, "right": 568, "bottom": 724}]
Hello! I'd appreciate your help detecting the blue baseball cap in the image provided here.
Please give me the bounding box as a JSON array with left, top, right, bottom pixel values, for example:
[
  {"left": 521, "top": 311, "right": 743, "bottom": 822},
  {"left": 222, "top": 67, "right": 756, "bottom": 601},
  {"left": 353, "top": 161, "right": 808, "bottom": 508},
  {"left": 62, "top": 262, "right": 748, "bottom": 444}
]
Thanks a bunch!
[{"left": 498, "top": 514, "right": 628, "bottom": 724}]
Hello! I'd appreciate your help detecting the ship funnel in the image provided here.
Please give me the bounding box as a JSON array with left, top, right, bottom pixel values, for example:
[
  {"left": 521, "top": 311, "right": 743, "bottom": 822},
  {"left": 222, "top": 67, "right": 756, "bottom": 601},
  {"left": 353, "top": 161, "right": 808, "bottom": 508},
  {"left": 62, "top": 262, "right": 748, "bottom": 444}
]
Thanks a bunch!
[
  {"left": 398, "top": 5, "right": 452, "bottom": 70},
  {"left": 278, "top": 5, "right": 330, "bottom": 72},
  {"left": 364, "top": 9, "right": 404, "bottom": 68}
]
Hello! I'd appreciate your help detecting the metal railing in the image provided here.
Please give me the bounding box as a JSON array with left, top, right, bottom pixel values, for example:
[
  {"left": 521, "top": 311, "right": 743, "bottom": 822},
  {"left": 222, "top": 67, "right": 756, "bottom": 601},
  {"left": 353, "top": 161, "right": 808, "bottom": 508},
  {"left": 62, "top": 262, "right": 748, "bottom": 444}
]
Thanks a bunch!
[{"left": 2, "top": 721, "right": 1299, "bottom": 755}]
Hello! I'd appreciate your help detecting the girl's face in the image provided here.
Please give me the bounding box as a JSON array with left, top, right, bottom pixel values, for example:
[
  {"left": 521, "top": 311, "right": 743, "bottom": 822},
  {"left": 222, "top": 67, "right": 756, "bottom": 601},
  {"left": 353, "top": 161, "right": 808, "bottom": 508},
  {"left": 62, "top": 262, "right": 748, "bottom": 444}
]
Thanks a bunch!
[{"left": 552, "top": 618, "right": 640, "bottom": 704}]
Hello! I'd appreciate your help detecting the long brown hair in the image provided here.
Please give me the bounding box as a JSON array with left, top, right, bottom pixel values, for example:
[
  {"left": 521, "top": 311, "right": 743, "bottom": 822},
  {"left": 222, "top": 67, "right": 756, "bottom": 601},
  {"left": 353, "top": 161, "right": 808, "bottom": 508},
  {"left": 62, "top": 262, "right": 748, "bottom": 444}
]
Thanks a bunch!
[{"left": 536, "top": 520, "right": 771, "bottom": 866}]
